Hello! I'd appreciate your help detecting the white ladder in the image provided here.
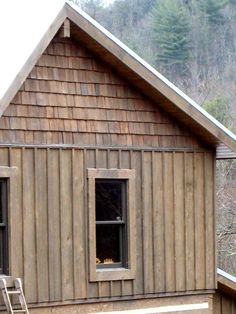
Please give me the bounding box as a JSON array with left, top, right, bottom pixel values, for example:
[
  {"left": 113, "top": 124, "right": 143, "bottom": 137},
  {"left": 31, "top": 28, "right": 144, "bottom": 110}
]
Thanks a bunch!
[{"left": 0, "top": 278, "right": 29, "bottom": 313}]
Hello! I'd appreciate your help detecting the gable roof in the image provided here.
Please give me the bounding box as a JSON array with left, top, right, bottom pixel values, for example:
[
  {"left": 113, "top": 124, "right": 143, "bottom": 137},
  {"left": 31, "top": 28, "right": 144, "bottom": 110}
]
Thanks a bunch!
[{"left": 0, "top": 1, "right": 236, "bottom": 151}]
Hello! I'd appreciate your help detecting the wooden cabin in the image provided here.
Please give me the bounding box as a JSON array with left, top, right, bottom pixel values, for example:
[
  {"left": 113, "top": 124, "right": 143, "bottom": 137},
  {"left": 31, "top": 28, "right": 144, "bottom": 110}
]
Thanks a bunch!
[{"left": 0, "top": 2, "right": 235, "bottom": 313}]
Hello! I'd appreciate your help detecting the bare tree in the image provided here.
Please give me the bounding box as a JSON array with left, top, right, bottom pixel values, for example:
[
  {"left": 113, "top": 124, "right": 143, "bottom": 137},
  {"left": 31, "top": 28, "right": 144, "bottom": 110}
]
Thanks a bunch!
[{"left": 217, "top": 159, "right": 236, "bottom": 275}]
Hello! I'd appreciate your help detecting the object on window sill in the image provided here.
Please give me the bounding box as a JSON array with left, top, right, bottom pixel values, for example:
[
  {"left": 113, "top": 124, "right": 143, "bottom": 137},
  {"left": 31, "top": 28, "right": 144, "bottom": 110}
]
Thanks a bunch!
[
  {"left": 103, "top": 258, "right": 114, "bottom": 264},
  {"left": 96, "top": 257, "right": 115, "bottom": 264}
]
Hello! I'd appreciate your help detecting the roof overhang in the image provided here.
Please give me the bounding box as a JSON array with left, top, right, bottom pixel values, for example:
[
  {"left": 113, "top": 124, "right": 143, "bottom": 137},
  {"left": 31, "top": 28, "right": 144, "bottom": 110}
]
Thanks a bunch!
[{"left": 0, "top": 1, "right": 236, "bottom": 152}]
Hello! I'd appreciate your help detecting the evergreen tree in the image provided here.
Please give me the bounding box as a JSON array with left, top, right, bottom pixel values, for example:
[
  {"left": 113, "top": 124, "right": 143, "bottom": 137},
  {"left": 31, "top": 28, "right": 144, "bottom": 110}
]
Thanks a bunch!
[
  {"left": 197, "top": 0, "right": 228, "bottom": 25},
  {"left": 151, "top": 0, "right": 191, "bottom": 77}
]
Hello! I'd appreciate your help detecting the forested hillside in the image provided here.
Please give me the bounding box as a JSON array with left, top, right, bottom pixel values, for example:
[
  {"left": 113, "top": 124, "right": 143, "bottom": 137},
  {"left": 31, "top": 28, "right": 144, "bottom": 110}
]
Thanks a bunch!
[{"left": 71, "top": 0, "right": 236, "bottom": 275}]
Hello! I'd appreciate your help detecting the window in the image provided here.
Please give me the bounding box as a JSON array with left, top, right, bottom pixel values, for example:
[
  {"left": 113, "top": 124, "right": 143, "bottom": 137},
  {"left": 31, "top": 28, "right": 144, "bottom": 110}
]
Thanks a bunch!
[
  {"left": 87, "top": 168, "right": 136, "bottom": 282},
  {"left": 0, "top": 179, "right": 8, "bottom": 274}
]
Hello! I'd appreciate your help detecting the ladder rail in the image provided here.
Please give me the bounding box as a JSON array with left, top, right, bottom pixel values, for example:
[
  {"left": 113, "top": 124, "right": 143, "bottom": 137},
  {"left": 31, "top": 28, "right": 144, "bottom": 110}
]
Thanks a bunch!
[
  {"left": 14, "top": 279, "right": 28, "bottom": 313},
  {"left": 0, "top": 278, "right": 14, "bottom": 313}
]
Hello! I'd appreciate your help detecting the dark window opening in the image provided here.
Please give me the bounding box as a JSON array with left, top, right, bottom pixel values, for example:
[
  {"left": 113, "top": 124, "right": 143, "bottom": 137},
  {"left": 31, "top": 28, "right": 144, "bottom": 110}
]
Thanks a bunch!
[
  {"left": 95, "top": 179, "right": 127, "bottom": 268},
  {"left": 0, "top": 179, "right": 8, "bottom": 274}
]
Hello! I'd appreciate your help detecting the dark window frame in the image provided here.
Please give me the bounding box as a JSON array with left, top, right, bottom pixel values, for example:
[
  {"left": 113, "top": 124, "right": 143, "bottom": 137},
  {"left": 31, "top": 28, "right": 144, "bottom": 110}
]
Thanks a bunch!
[
  {"left": 0, "top": 179, "right": 8, "bottom": 275},
  {"left": 95, "top": 179, "right": 128, "bottom": 269}
]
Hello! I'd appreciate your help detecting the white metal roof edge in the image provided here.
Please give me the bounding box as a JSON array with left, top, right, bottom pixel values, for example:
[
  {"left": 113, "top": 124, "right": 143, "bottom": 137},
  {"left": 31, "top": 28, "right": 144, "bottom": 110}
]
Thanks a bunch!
[
  {"left": 217, "top": 268, "right": 236, "bottom": 283},
  {"left": 66, "top": 1, "right": 236, "bottom": 143}
]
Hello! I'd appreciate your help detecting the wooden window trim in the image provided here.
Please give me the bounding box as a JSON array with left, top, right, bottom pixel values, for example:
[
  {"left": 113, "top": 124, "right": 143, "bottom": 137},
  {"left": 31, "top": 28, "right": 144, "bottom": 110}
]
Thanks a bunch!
[
  {"left": 87, "top": 168, "right": 136, "bottom": 282},
  {"left": 0, "top": 167, "right": 18, "bottom": 275}
]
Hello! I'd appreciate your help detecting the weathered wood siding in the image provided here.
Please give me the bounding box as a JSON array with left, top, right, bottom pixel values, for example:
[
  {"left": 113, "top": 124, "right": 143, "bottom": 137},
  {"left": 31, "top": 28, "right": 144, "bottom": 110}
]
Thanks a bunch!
[
  {"left": 213, "top": 292, "right": 236, "bottom": 313},
  {"left": 1, "top": 146, "right": 215, "bottom": 306},
  {"left": 0, "top": 37, "right": 205, "bottom": 148}
]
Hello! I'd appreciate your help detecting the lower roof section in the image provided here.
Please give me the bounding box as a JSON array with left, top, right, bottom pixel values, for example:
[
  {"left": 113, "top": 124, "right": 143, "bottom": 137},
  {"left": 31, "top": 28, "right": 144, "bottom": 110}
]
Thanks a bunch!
[
  {"left": 216, "top": 144, "right": 236, "bottom": 159},
  {"left": 217, "top": 268, "right": 236, "bottom": 298}
]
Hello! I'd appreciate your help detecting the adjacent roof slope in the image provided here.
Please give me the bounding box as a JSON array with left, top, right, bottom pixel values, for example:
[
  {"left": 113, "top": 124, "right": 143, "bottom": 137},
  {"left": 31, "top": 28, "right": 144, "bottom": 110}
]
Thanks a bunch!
[
  {"left": 0, "top": 1, "right": 235, "bottom": 151},
  {"left": 217, "top": 268, "right": 236, "bottom": 298},
  {"left": 216, "top": 144, "right": 236, "bottom": 159}
]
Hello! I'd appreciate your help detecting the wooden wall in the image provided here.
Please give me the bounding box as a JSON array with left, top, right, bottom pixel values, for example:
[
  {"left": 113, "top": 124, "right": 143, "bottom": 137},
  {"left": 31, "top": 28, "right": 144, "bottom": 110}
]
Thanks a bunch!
[
  {"left": 213, "top": 292, "right": 236, "bottom": 313},
  {"left": 0, "top": 146, "right": 215, "bottom": 306},
  {"left": 0, "top": 37, "right": 205, "bottom": 148}
]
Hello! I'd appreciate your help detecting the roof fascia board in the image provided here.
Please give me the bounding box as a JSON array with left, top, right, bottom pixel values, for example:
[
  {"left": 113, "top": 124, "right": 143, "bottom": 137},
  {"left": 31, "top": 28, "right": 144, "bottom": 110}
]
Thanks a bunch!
[
  {"left": 0, "top": 5, "right": 67, "bottom": 117},
  {"left": 66, "top": 2, "right": 236, "bottom": 152}
]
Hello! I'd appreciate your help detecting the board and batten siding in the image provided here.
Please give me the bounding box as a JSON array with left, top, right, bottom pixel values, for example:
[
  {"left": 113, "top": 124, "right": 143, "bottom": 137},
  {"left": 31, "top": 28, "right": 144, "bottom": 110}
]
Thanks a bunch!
[
  {"left": 0, "top": 146, "right": 216, "bottom": 306},
  {"left": 213, "top": 293, "right": 236, "bottom": 313}
]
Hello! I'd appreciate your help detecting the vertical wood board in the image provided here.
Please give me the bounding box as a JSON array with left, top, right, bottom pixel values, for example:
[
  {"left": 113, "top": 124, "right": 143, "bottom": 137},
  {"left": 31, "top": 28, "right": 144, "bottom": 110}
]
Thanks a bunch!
[
  {"left": 22, "top": 148, "right": 37, "bottom": 303},
  {"left": 47, "top": 149, "right": 62, "bottom": 301},
  {"left": 35, "top": 149, "right": 49, "bottom": 302},
  {"left": 60, "top": 149, "right": 74, "bottom": 300}
]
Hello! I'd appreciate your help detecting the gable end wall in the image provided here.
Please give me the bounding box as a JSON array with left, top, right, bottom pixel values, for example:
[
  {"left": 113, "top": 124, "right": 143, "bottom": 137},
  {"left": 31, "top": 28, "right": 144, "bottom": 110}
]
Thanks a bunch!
[{"left": 0, "top": 37, "right": 206, "bottom": 149}]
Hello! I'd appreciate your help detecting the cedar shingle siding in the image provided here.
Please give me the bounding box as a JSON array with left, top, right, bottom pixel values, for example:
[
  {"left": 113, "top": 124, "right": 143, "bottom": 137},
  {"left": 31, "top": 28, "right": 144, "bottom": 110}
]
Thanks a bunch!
[{"left": 1, "top": 38, "right": 203, "bottom": 148}]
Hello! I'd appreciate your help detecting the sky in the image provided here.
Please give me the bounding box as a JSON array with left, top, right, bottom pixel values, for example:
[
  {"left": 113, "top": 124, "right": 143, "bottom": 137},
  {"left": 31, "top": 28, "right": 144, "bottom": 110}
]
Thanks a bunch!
[
  {"left": 2, "top": 0, "right": 125, "bottom": 101},
  {"left": 0, "top": 0, "right": 67, "bottom": 100},
  {"left": 0, "top": 0, "right": 117, "bottom": 100}
]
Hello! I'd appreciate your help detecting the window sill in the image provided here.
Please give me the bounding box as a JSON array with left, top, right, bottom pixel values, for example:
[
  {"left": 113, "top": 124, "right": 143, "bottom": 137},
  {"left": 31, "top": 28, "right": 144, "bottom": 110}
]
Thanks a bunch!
[{"left": 91, "top": 268, "right": 135, "bottom": 282}]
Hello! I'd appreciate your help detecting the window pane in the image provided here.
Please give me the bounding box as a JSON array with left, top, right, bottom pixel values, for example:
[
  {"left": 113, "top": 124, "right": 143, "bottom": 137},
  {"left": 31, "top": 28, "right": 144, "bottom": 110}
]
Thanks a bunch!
[
  {"left": 96, "top": 180, "right": 124, "bottom": 221},
  {"left": 0, "top": 229, "right": 3, "bottom": 273},
  {"left": 0, "top": 179, "right": 7, "bottom": 274},
  {"left": 96, "top": 224, "right": 121, "bottom": 264}
]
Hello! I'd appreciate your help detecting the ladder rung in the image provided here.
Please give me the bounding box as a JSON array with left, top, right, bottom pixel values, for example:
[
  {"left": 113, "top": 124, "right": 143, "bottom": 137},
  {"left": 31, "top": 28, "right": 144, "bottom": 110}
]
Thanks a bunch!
[
  {"left": 5, "top": 290, "right": 21, "bottom": 295},
  {"left": 12, "top": 311, "right": 27, "bottom": 313}
]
